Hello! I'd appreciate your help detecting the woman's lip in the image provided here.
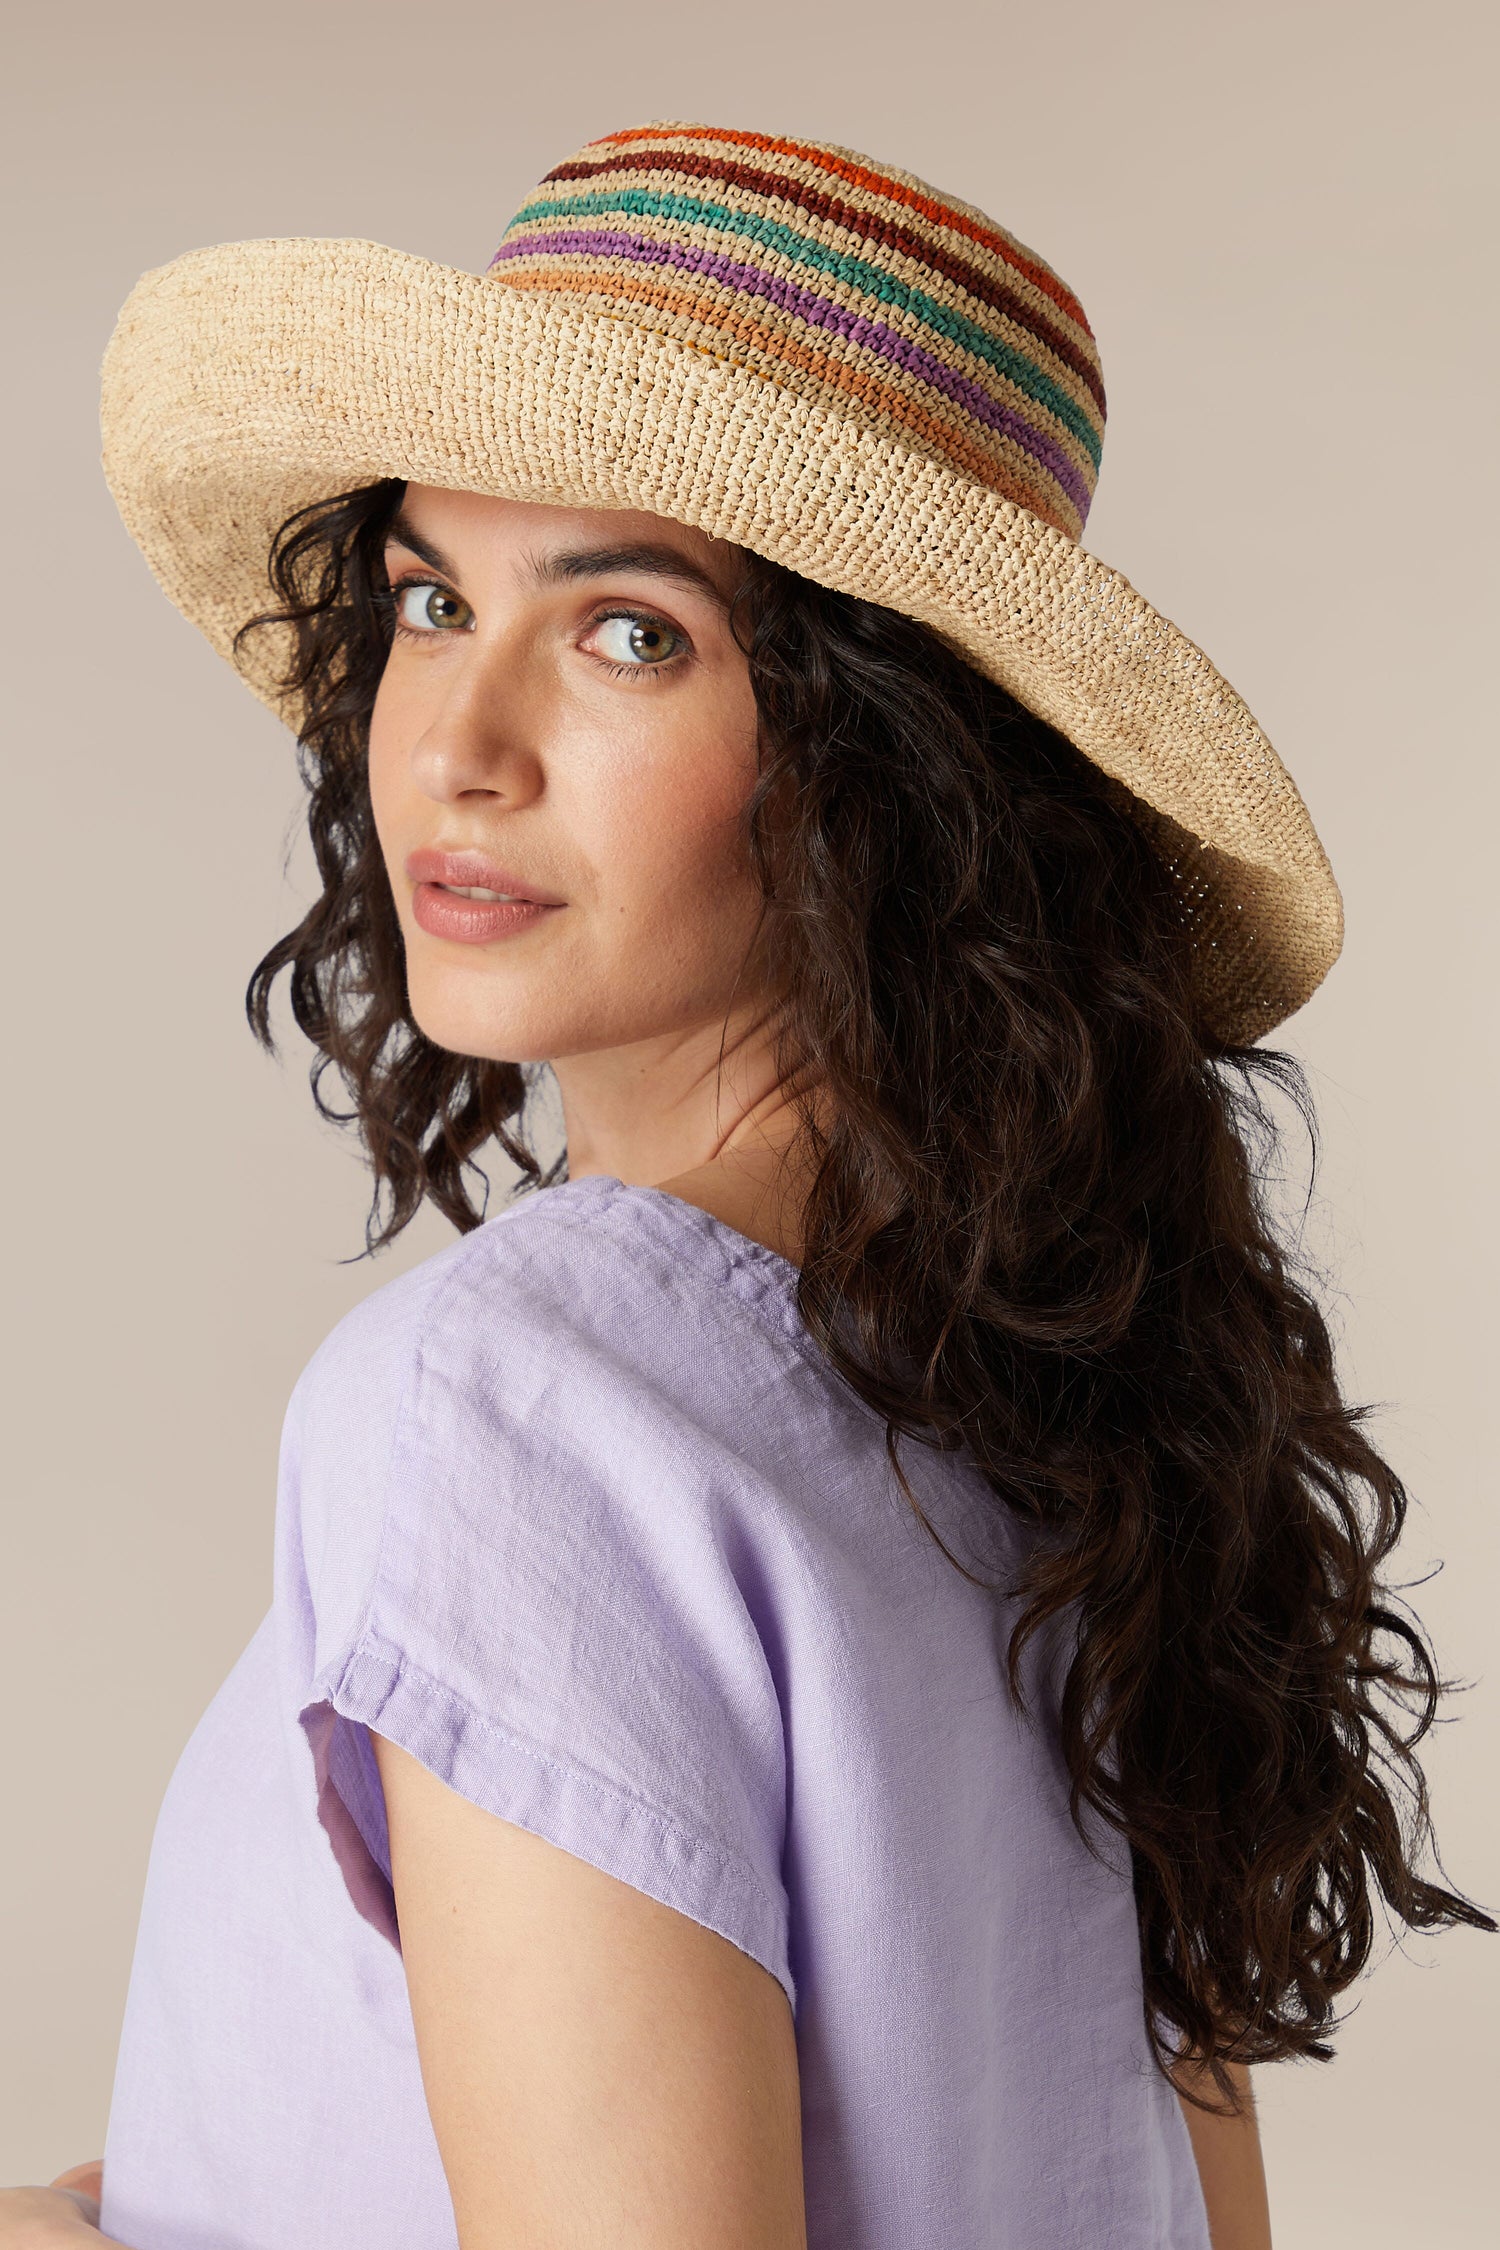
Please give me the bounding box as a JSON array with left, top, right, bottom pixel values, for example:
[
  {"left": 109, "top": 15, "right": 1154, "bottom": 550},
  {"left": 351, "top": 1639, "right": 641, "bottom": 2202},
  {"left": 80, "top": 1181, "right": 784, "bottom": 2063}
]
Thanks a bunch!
[
  {"left": 404, "top": 847, "right": 566, "bottom": 906},
  {"left": 410, "top": 883, "right": 562, "bottom": 945}
]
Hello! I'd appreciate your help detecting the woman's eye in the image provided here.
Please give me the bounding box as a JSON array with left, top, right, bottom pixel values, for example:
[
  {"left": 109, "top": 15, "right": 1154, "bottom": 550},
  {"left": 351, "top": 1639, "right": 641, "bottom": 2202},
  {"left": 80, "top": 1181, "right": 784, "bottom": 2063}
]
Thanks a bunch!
[
  {"left": 589, "top": 614, "right": 685, "bottom": 667},
  {"left": 395, "top": 582, "right": 473, "bottom": 633}
]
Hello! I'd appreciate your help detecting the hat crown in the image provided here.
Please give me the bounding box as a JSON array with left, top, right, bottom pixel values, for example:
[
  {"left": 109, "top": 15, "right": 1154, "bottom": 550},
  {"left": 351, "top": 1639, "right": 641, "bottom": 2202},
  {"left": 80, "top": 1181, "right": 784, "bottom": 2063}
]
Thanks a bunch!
[{"left": 487, "top": 121, "right": 1106, "bottom": 542}]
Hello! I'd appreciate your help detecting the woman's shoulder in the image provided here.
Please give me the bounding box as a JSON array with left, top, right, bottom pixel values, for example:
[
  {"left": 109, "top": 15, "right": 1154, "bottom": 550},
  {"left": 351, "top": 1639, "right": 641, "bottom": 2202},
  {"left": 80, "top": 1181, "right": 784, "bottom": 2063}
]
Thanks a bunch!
[
  {"left": 289, "top": 1172, "right": 816, "bottom": 1448},
  {"left": 279, "top": 1180, "right": 805, "bottom": 2010}
]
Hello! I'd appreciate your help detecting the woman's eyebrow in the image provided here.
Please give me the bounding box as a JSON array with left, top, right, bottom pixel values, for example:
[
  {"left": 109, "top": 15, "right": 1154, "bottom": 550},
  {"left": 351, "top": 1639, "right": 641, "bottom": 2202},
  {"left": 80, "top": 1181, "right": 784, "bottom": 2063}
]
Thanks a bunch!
[
  {"left": 529, "top": 542, "right": 731, "bottom": 609},
  {"left": 383, "top": 519, "right": 732, "bottom": 610},
  {"left": 384, "top": 513, "right": 453, "bottom": 574}
]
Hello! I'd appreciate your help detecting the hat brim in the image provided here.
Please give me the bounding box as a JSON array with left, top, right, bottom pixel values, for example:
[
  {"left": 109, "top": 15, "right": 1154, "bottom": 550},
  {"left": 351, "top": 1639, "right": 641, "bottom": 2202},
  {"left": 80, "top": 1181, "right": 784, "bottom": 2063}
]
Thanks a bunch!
[{"left": 100, "top": 235, "right": 1342, "bottom": 1044}]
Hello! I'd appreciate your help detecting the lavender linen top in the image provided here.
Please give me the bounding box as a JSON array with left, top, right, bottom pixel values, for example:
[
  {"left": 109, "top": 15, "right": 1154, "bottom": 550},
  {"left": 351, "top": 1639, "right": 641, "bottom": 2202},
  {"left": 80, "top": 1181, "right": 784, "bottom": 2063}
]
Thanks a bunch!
[{"left": 99, "top": 1175, "right": 1211, "bottom": 2250}]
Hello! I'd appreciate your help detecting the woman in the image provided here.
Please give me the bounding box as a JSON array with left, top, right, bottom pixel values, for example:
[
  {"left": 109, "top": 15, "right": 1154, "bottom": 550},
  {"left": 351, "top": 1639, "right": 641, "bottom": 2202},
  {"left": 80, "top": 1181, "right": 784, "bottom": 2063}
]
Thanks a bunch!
[{"left": 10, "top": 121, "right": 1490, "bottom": 2249}]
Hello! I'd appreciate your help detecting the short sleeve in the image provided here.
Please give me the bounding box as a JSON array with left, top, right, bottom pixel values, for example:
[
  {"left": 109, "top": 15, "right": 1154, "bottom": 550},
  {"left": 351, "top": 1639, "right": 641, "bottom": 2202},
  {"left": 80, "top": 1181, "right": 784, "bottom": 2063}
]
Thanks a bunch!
[{"left": 282, "top": 1200, "right": 796, "bottom": 2011}]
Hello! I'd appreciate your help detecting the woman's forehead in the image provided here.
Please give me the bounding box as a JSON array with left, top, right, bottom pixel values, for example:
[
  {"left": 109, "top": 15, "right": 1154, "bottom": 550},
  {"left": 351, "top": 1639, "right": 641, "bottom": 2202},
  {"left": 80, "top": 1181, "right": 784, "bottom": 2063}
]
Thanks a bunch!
[{"left": 395, "top": 485, "right": 738, "bottom": 569}]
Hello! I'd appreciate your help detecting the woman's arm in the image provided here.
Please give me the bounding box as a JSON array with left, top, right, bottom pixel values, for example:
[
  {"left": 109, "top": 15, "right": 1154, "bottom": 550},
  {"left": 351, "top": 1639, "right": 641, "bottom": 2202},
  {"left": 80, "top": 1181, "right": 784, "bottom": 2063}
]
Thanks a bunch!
[
  {"left": 372, "top": 1732, "right": 808, "bottom": 2250},
  {"left": 1174, "top": 2058, "right": 1273, "bottom": 2249}
]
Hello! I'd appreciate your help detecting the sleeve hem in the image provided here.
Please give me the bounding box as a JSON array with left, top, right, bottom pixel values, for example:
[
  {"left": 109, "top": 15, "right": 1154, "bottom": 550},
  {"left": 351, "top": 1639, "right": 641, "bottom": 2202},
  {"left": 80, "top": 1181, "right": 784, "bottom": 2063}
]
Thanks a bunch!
[{"left": 305, "top": 1629, "right": 796, "bottom": 2015}]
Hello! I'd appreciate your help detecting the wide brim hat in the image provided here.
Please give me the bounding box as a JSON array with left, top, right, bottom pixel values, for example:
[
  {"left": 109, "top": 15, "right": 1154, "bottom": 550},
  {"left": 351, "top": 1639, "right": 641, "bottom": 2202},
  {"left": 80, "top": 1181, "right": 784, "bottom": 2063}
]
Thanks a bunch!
[{"left": 100, "top": 119, "right": 1341, "bottom": 1045}]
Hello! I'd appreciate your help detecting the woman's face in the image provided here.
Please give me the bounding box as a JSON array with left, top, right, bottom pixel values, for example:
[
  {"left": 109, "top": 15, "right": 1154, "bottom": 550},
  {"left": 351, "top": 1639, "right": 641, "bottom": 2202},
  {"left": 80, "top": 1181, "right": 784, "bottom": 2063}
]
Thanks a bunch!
[{"left": 368, "top": 484, "right": 766, "bottom": 1067}]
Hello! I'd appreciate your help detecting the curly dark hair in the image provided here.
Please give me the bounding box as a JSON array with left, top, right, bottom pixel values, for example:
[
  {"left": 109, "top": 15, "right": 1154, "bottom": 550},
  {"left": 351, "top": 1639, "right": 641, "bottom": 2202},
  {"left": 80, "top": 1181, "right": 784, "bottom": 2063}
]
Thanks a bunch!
[{"left": 239, "top": 477, "right": 1493, "bottom": 2118}]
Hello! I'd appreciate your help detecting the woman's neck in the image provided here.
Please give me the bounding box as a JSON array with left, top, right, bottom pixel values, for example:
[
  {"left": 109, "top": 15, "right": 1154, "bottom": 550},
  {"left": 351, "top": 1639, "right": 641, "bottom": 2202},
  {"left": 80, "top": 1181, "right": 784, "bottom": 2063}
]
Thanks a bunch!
[{"left": 553, "top": 1004, "right": 816, "bottom": 1268}]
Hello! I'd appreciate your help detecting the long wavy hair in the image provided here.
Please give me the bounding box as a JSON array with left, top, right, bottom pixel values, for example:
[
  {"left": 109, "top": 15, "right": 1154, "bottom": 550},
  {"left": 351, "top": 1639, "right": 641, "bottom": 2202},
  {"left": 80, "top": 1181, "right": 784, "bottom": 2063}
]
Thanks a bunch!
[{"left": 239, "top": 476, "right": 1493, "bottom": 2116}]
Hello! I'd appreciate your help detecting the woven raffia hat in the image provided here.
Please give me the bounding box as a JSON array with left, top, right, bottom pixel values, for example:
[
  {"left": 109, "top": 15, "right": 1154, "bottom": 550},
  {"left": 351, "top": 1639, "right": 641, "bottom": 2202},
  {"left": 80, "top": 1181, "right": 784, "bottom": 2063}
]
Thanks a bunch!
[{"left": 100, "top": 119, "right": 1342, "bottom": 1043}]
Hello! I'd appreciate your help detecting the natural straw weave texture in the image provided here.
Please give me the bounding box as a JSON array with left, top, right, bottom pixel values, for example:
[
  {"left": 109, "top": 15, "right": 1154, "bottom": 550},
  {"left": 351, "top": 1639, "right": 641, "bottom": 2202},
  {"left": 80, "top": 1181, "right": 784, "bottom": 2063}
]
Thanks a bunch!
[
  {"left": 491, "top": 124, "right": 1106, "bottom": 542},
  {"left": 99, "top": 119, "right": 1342, "bottom": 1044}
]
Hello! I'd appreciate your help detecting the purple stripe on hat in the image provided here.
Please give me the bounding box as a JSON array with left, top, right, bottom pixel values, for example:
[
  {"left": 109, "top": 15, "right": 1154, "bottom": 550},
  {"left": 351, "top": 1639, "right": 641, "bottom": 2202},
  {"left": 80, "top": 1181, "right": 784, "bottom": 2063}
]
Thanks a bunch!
[{"left": 493, "top": 228, "right": 1091, "bottom": 518}]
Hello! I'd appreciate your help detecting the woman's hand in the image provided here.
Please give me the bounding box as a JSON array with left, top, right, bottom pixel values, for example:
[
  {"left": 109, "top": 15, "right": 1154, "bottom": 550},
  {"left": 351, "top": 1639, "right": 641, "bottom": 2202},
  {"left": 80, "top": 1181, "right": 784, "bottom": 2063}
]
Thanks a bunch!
[
  {"left": 48, "top": 2167, "right": 102, "bottom": 2219},
  {"left": 0, "top": 2162, "right": 106, "bottom": 2243}
]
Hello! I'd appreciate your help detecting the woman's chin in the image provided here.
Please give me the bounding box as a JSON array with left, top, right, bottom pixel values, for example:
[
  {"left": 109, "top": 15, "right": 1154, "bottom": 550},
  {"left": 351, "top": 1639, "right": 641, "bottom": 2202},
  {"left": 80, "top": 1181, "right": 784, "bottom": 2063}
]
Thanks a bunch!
[{"left": 406, "top": 993, "right": 558, "bottom": 1068}]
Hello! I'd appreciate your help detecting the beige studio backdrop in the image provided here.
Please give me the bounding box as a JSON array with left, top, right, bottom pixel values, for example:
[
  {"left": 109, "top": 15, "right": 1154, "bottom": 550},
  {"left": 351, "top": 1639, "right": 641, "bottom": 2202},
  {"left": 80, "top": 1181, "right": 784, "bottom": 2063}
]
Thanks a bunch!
[{"left": 3, "top": 0, "right": 1496, "bottom": 2238}]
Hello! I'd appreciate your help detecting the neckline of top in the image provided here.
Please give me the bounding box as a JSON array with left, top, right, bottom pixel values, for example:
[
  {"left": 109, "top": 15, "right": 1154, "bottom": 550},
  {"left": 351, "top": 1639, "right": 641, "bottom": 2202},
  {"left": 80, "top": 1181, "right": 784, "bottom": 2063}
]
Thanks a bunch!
[{"left": 490, "top": 1172, "right": 804, "bottom": 1299}]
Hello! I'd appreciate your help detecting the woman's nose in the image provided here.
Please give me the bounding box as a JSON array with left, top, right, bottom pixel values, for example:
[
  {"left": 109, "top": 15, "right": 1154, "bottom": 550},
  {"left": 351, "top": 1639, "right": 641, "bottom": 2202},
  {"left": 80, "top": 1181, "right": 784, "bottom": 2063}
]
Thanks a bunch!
[{"left": 406, "top": 636, "right": 545, "bottom": 808}]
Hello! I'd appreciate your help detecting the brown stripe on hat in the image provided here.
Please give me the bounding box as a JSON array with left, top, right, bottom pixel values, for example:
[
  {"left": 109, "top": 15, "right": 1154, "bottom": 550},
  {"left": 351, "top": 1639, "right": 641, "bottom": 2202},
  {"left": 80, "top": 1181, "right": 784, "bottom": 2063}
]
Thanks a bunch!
[{"left": 544, "top": 147, "right": 1108, "bottom": 423}]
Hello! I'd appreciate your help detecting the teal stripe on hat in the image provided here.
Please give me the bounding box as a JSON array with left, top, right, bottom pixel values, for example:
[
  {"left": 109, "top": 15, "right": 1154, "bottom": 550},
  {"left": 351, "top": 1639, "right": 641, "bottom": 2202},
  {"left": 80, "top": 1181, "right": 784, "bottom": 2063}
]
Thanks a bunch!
[{"left": 505, "top": 186, "right": 1102, "bottom": 469}]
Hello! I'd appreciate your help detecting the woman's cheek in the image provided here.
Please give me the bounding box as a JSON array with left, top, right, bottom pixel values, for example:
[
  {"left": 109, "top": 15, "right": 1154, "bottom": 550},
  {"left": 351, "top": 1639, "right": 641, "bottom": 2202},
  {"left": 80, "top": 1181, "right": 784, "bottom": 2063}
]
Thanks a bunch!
[
  {"left": 627, "top": 706, "right": 759, "bottom": 872},
  {"left": 632, "top": 788, "right": 759, "bottom": 940},
  {"left": 366, "top": 680, "right": 434, "bottom": 893},
  {"left": 365, "top": 686, "right": 402, "bottom": 839}
]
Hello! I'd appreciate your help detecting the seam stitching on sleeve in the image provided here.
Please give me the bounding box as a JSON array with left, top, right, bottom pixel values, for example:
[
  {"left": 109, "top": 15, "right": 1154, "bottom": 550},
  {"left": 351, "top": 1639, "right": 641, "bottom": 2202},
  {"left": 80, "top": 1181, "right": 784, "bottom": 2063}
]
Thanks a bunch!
[
  {"left": 327, "top": 1630, "right": 789, "bottom": 1934},
  {"left": 338, "top": 1232, "right": 517, "bottom": 1687}
]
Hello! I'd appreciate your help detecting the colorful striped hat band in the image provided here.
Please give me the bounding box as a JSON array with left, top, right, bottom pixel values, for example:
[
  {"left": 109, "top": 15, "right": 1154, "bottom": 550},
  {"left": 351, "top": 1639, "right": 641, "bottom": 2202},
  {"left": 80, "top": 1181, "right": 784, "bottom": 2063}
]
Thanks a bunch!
[
  {"left": 488, "top": 125, "right": 1106, "bottom": 545},
  {"left": 99, "top": 118, "right": 1345, "bottom": 1042}
]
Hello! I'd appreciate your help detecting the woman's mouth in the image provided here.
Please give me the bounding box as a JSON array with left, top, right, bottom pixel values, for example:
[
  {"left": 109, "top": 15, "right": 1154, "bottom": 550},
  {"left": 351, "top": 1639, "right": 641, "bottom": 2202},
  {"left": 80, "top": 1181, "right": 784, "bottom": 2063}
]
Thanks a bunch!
[{"left": 405, "top": 850, "right": 566, "bottom": 943}]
